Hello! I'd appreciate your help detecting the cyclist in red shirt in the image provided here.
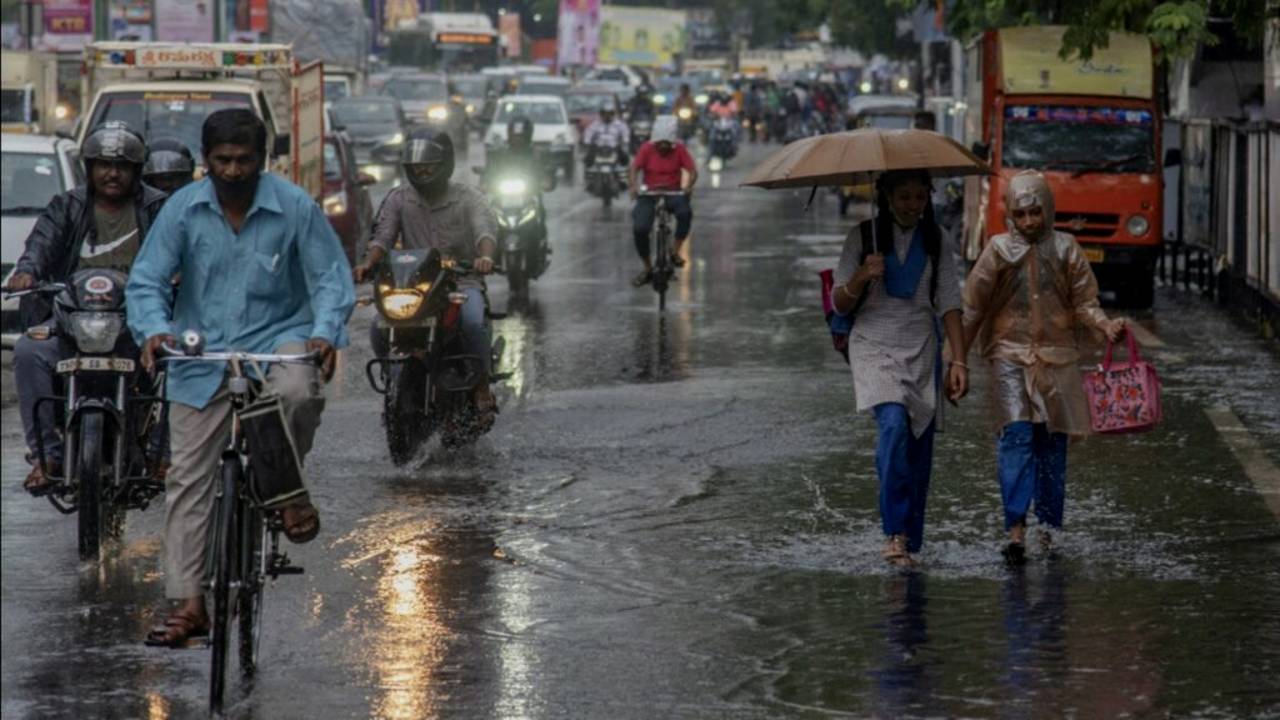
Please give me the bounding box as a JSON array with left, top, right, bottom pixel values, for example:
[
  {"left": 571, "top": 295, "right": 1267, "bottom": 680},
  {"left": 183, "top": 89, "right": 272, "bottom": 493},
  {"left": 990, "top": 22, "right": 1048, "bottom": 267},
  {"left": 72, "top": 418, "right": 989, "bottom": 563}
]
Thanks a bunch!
[{"left": 627, "top": 115, "right": 698, "bottom": 286}]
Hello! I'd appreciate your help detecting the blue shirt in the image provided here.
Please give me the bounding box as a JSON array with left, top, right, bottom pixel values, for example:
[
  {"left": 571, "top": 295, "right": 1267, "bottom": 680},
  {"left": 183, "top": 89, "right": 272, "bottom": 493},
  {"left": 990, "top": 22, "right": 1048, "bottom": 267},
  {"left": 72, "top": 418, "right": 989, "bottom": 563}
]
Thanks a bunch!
[{"left": 127, "top": 174, "right": 355, "bottom": 409}]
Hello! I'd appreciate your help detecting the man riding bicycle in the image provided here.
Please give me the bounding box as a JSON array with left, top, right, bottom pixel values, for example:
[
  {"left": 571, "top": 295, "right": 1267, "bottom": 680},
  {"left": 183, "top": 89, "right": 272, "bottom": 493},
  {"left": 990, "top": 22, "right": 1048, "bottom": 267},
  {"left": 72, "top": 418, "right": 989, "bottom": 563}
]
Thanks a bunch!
[
  {"left": 4, "top": 121, "right": 168, "bottom": 495},
  {"left": 627, "top": 115, "right": 697, "bottom": 287},
  {"left": 127, "top": 109, "right": 355, "bottom": 647},
  {"left": 352, "top": 127, "right": 501, "bottom": 426}
]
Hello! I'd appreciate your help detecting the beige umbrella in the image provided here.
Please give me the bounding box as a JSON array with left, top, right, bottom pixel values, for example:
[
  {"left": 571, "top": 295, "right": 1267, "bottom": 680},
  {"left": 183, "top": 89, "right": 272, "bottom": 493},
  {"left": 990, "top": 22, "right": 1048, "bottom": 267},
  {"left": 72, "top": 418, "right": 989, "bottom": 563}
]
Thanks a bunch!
[{"left": 742, "top": 128, "right": 992, "bottom": 189}]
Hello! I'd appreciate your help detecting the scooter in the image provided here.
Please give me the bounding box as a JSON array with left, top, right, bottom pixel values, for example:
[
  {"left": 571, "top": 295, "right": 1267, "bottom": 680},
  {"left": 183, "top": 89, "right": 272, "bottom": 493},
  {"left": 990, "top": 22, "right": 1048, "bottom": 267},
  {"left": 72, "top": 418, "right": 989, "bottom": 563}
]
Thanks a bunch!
[
  {"left": 585, "top": 143, "right": 628, "bottom": 208},
  {"left": 708, "top": 116, "right": 738, "bottom": 165}
]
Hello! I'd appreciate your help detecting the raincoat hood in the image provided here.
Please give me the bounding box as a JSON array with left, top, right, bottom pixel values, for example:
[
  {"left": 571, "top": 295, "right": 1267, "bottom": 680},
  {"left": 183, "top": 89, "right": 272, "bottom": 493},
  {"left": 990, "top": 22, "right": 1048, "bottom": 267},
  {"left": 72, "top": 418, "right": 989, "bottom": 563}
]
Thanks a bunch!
[{"left": 1004, "top": 170, "right": 1055, "bottom": 241}]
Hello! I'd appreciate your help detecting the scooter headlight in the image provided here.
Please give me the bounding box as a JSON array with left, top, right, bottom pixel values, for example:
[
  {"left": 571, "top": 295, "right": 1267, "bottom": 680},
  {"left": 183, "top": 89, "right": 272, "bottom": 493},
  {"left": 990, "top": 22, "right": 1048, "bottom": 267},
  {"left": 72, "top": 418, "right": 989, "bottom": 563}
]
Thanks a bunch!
[
  {"left": 380, "top": 290, "right": 424, "bottom": 320},
  {"left": 498, "top": 178, "right": 527, "bottom": 196},
  {"left": 677, "top": 107, "right": 693, "bottom": 120},
  {"left": 69, "top": 311, "right": 122, "bottom": 353}
]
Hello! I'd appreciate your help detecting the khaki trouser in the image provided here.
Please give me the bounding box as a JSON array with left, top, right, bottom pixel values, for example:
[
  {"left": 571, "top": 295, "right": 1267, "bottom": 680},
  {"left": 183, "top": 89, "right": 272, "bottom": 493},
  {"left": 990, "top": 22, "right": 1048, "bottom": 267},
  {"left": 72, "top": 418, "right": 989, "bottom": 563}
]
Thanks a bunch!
[{"left": 163, "top": 342, "right": 324, "bottom": 599}]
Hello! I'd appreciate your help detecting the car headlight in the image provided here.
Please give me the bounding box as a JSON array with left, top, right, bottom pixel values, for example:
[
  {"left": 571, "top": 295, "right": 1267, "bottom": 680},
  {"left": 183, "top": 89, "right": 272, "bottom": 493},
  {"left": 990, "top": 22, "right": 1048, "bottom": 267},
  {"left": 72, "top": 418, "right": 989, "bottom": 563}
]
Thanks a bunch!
[
  {"left": 466, "top": 104, "right": 476, "bottom": 115},
  {"left": 498, "top": 178, "right": 527, "bottom": 195},
  {"left": 695, "top": 94, "right": 709, "bottom": 105},
  {"left": 427, "top": 106, "right": 449, "bottom": 121},
  {"left": 1126, "top": 214, "right": 1150, "bottom": 237},
  {"left": 385, "top": 132, "right": 405, "bottom": 145},
  {"left": 380, "top": 290, "right": 424, "bottom": 320},
  {"left": 69, "top": 311, "right": 122, "bottom": 354},
  {"left": 323, "top": 191, "right": 348, "bottom": 216},
  {"left": 677, "top": 107, "right": 693, "bottom": 120},
  {"left": 652, "top": 93, "right": 667, "bottom": 105},
  {"left": 54, "top": 103, "right": 72, "bottom": 120}
]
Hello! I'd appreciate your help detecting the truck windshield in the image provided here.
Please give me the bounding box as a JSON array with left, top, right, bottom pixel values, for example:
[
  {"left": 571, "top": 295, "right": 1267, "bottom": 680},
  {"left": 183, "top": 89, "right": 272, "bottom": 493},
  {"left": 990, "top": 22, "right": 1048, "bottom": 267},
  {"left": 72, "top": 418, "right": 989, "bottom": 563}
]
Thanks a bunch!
[
  {"left": 1, "top": 89, "right": 26, "bottom": 123},
  {"left": 88, "top": 91, "right": 254, "bottom": 163},
  {"left": 1002, "top": 105, "right": 1155, "bottom": 173},
  {"left": 2, "top": 152, "right": 64, "bottom": 213}
]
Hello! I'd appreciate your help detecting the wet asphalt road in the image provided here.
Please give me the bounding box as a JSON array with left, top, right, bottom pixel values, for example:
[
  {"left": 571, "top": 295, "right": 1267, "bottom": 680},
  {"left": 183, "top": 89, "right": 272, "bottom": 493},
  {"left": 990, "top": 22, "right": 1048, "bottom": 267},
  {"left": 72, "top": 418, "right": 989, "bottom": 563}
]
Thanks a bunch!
[{"left": 3, "top": 141, "right": 1280, "bottom": 719}]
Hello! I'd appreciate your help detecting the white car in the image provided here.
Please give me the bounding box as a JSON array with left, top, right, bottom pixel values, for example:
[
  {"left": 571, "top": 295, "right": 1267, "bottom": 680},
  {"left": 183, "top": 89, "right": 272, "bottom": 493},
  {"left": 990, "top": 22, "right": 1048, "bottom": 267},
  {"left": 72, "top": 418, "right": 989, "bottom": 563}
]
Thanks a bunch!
[
  {"left": 2, "top": 134, "right": 83, "bottom": 346},
  {"left": 485, "top": 94, "right": 576, "bottom": 184}
]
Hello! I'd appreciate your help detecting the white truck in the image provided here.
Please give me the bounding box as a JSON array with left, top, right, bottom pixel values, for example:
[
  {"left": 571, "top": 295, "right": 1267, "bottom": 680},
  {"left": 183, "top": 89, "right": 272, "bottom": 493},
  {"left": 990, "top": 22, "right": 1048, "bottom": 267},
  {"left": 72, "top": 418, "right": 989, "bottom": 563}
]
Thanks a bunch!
[
  {"left": 1, "top": 50, "right": 63, "bottom": 134},
  {"left": 76, "top": 42, "right": 325, "bottom": 200}
]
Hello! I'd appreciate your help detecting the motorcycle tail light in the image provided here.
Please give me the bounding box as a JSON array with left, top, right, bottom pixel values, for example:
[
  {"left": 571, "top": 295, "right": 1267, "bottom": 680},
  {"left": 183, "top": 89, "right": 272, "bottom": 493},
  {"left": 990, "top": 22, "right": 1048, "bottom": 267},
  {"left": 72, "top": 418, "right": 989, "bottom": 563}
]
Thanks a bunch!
[{"left": 69, "top": 311, "right": 122, "bottom": 353}]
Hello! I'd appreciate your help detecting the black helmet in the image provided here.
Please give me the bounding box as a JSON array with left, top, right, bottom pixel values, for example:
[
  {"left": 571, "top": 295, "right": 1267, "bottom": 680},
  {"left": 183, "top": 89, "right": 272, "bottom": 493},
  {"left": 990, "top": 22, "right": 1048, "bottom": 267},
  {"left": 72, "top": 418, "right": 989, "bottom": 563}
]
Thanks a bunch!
[
  {"left": 401, "top": 128, "right": 454, "bottom": 191},
  {"left": 507, "top": 115, "right": 533, "bottom": 148},
  {"left": 82, "top": 121, "right": 147, "bottom": 168},
  {"left": 143, "top": 137, "right": 195, "bottom": 176}
]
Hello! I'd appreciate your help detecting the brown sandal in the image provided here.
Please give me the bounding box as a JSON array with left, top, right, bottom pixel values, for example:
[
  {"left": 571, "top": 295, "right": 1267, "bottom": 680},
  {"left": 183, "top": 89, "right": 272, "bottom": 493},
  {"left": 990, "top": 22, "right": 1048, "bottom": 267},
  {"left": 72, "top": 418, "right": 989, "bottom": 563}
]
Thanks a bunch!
[
  {"left": 282, "top": 502, "right": 320, "bottom": 544},
  {"left": 882, "top": 535, "right": 915, "bottom": 568},
  {"left": 22, "top": 462, "right": 59, "bottom": 497},
  {"left": 144, "top": 610, "right": 209, "bottom": 647}
]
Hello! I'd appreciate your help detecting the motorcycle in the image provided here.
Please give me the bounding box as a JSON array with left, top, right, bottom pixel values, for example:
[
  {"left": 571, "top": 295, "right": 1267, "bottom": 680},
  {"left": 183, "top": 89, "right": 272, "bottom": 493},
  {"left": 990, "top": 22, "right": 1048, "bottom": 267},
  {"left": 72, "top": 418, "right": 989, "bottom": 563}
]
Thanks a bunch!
[
  {"left": 675, "top": 106, "right": 698, "bottom": 142},
  {"left": 365, "top": 249, "right": 507, "bottom": 463},
  {"left": 629, "top": 117, "right": 652, "bottom": 155},
  {"left": 585, "top": 144, "right": 628, "bottom": 209},
  {"left": 9, "top": 269, "right": 164, "bottom": 560},
  {"left": 486, "top": 172, "right": 549, "bottom": 296},
  {"left": 707, "top": 116, "right": 738, "bottom": 166}
]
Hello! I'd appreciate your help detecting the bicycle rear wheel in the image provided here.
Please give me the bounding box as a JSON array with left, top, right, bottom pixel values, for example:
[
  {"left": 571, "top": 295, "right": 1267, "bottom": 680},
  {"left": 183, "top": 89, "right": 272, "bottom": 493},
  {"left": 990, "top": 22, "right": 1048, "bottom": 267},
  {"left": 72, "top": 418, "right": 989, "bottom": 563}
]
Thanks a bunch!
[{"left": 209, "top": 458, "right": 241, "bottom": 716}]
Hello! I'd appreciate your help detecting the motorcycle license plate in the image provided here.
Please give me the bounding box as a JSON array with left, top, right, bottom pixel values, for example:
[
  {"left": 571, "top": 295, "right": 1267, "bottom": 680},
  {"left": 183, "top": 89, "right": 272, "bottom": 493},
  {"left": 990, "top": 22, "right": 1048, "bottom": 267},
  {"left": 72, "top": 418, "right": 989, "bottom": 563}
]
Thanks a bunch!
[
  {"left": 1082, "top": 247, "right": 1105, "bottom": 263},
  {"left": 56, "top": 357, "right": 135, "bottom": 373}
]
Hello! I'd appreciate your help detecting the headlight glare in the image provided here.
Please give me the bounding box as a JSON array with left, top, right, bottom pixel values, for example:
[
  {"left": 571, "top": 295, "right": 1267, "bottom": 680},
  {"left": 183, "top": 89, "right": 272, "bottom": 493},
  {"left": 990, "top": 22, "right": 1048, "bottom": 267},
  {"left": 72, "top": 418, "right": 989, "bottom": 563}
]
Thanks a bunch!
[
  {"left": 386, "top": 132, "right": 405, "bottom": 145},
  {"left": 677, "top": 107, "right": 693, "bottom": 120},
  {"left": 70, "top": 311, "right": 122, "bottom": 353},
  {"left": 498, "top": 178, "right": 527, "bottom": 195},
  {"left": 695, "top": 94, "right": 709, "bottom": 105},
  {"left": 381, "top": 290, "right": 424, "bottom": 320},
  {"left": 427, "top": 106, "right": 449, "bottom": 121}
]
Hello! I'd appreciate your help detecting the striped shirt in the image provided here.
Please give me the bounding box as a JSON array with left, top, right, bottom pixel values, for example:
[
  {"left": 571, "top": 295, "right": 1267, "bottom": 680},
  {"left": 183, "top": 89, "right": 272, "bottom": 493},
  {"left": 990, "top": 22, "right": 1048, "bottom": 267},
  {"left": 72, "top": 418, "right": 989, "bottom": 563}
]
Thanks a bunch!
[{"left": 833, "top": 221, "right": 963, "bottom": 436}]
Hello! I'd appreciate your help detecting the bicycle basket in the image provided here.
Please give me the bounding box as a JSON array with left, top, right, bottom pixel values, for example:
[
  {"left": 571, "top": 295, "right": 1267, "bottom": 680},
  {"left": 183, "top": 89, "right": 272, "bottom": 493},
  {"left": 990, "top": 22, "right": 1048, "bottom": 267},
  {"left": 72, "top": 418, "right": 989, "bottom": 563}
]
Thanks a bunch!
[{"left": 238, "top": 393, "right": 308, "bottom": 509}]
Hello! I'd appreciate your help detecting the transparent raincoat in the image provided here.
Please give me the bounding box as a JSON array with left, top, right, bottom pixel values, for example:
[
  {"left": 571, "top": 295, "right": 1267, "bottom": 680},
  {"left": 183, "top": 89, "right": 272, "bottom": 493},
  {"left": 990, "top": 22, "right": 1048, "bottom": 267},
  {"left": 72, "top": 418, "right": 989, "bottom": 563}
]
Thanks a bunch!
[{"left": 963, "top": 172, "right": 1113, "bottom": 437}]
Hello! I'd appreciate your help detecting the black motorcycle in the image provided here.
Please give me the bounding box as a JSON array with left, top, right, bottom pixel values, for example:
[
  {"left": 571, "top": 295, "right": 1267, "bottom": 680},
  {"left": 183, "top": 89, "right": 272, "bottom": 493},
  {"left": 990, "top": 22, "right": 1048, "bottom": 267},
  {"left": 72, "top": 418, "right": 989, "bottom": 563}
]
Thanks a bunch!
[
  {"left": 8, "top": 269, "right": 164, "bottom": 560},
  {"left": 365, "top": 249, "right": 507, "bottom": 464},
  {"left": 486, "top": 172, "right": 550, "bottom": 296},
  {"left": 585, "top": 143, "right": 628, "bottom": 208}
]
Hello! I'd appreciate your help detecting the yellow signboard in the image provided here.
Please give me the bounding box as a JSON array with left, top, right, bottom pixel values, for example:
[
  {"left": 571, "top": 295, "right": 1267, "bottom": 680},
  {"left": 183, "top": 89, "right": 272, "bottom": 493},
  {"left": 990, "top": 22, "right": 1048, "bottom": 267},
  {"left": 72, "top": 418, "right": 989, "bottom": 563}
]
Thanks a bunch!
[
  {"left": 999, "top": 26, "right": 1153, "bottom": 99},
  {"left": 598, "top": 6, "right": 686, "bottom": 68}
]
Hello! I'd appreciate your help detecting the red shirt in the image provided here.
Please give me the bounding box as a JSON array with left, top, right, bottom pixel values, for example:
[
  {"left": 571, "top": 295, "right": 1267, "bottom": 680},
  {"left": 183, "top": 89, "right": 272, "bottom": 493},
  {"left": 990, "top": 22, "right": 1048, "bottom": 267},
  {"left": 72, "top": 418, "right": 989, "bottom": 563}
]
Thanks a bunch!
[{"left": 632, "top": 141, "right": 695, "bottom": 190}]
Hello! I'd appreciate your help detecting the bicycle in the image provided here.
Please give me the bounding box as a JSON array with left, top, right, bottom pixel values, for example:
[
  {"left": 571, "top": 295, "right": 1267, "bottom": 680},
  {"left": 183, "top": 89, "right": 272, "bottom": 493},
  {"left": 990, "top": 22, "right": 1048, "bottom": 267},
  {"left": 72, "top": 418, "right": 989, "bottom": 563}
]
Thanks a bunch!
[
  {"left": 641, "top": 190, "right": 686, "bottom": 311},
  {"left": 160, "top": 332, "right": 319, "bottom": 716}
]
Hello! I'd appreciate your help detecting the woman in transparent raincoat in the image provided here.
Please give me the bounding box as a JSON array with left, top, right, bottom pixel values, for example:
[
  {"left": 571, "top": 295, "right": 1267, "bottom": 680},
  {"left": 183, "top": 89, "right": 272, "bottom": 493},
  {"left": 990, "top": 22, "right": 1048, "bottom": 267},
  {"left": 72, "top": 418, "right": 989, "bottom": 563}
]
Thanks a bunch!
[{"left": 963, "top": 171, "right": 1126, "bottom": 563}]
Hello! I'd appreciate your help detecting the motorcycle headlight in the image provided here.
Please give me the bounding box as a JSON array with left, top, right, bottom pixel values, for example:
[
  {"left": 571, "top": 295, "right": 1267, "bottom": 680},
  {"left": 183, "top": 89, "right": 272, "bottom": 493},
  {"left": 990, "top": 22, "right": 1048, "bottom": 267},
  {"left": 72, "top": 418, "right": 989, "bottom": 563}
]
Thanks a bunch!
[
  {"left": 69, "top": 311, "right": 122, "bottom": 354},
  {"left": 380, "top": 290, "right": 424, "bottom": 320},
  {"left": 677, "top": 107, "right": 693, "bottom": 120},
  {"left": 427, "top": 105, "right": 449, "bottom": 121},
  {"left": 1126, "top": 214, "right": 1150, "bottom": 237},
  {"left": 695, "top": 94, "right": 709, "bottom": 105},
  {"left": 652, "top": 93, "right": 667, "bottom": 105},
  {"left": 323, "top": 191, "right": 348, "bottom": 216},
  {"left": 498, "top": 178, "right": 527, "bottom": 195},
  {"left": 465, "top": 104, "right": 476, "bottom": 115}
]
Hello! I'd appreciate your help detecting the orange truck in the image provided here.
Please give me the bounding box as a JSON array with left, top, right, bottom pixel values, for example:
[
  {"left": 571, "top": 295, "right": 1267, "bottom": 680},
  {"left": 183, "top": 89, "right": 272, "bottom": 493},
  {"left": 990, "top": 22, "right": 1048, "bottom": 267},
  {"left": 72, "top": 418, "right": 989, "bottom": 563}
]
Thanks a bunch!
[{"left": 962, "top": 26, "right": 1164, "bottom": 307}]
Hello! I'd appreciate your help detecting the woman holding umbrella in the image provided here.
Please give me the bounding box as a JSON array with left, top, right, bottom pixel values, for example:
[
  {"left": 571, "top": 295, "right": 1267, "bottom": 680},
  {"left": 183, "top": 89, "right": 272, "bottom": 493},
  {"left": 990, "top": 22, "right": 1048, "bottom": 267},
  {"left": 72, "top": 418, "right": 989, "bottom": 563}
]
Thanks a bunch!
[{"left": 830, "top": 169, "right": 969, "bottom": 568}]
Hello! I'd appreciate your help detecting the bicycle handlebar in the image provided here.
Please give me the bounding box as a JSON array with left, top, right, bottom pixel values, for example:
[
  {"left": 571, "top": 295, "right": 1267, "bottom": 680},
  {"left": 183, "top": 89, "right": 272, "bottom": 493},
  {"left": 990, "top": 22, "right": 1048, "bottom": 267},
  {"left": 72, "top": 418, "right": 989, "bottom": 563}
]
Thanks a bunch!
[{"left": 158, "top": 344, "right": 321, "bottom": 366}]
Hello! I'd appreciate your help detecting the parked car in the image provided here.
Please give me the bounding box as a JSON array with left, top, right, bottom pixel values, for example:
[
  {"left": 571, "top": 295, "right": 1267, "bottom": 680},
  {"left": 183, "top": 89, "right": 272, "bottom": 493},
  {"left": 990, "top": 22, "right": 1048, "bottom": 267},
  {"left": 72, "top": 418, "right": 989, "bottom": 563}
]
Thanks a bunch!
[
  {"left": 381, "top": 72, "right": 468, "bottom": 152},
  {"left": 330, "top": 95, "right": 407, "bottom": 195},
  {"left": 2, "top": 133, "right": 82, "bottom": 345},
  {"left": 565, "top": 84, "right": 624, "bottom": 139},
  {"left": 485, "top": 94, "right": 576, "bottom": 184},
  {"left": 322, "top": 133, "right": 376, "bottom": 267}
]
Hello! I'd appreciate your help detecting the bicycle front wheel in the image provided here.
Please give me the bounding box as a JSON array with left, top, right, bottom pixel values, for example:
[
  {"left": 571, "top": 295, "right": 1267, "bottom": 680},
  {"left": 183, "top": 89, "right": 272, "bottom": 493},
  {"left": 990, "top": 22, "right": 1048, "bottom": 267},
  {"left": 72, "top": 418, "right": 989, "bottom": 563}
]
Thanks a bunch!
[{"left": 208, "top": 458, "right": 241, "bottom": 716}]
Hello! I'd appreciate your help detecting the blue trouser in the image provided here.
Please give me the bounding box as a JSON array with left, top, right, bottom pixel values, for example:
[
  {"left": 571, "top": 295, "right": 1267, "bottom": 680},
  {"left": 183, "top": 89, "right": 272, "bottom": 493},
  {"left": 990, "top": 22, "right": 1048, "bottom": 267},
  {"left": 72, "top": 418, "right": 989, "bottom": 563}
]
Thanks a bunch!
[
  {"left": 370, "top": 287, "right": 491, "bottom": 374},
  {"left": 632, "top": 194, "right": 692, "bottom": 260},
  {"left": 873, "top": 403, "right": 936, "bottom": 553},
  {"left": 14, "top": 334, "right": 70, "bottom": 464},
  {"left": 997, "top": 421, "right": 1067, "bottom": 530}
]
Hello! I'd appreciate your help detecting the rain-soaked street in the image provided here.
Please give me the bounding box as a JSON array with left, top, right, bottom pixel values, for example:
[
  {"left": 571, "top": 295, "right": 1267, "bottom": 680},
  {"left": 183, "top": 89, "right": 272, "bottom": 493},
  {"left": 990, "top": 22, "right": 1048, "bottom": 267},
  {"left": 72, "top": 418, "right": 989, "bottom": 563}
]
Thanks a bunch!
[{"left": 3, "top": 141, "right": 1279, "bottom": 719}]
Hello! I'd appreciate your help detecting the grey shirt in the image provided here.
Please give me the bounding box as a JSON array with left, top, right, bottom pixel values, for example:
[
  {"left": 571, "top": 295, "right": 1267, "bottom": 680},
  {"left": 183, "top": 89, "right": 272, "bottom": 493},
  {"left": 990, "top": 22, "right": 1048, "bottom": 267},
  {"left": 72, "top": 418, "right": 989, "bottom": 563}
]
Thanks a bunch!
[
  {"left": 81, "top": 202, "right": 140, "bottom": 272},
  {"left": 833, "top": 221, "right": 963, "bottom": 436},
  {"left": 370, "top": 181, "right": 499, "bottom": 289}
]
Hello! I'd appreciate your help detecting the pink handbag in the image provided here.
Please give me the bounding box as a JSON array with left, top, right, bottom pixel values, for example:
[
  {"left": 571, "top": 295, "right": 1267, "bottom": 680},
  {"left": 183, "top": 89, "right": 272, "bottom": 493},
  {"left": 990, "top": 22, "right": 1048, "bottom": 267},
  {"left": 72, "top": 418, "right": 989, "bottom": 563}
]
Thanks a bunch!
[{"left": 1082, "top": 332, "right": 1163, "bottom": 434}]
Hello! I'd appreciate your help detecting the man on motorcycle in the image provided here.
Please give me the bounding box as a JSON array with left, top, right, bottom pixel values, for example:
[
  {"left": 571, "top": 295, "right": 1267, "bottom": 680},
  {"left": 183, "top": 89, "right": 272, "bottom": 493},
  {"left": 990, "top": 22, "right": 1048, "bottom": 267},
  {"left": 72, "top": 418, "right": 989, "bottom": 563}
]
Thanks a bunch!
[
  {"left": 141, "top": 137, "right": 197, "bottom": 195},
  {"left": 352, "top": 128, "right": 501, "bottom": 421},
  {"left": 582, "top": 105, "right": 630, "bottom": 167},
  {"left": 627, "top": 115, "right": 697, "bottom": 287},
  {"left": 626, "top": 84, "right": 655, "bottom": 122},
  {"left": 4, "top": 122, "right": 168, "bottom": 496},
  {"left": 482, "top": 116, "right": 550, "bottom": 239},
  {"left": 128, "top": 108, "right": 354, "bottom": 647}
]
